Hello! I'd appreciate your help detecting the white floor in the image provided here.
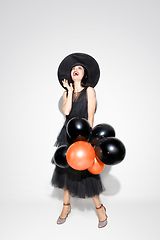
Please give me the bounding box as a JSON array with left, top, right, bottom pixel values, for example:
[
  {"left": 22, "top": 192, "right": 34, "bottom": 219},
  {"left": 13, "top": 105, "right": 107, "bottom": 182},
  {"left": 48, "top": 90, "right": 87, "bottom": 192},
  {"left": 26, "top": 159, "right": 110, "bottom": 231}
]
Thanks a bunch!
[{"left": 0, "top": 190, "right": 160, "bottom": 240}]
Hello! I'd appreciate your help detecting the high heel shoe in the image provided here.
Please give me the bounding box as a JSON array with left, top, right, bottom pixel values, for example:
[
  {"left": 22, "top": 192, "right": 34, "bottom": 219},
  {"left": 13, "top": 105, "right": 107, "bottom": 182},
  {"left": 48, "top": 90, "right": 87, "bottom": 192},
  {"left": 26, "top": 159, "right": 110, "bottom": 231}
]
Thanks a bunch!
[
  {"left": 57, "top": 203, "right": 71, "bottom": 224},
  {"left": 96, "top": 204, "right": 108, "bottom": 228}
]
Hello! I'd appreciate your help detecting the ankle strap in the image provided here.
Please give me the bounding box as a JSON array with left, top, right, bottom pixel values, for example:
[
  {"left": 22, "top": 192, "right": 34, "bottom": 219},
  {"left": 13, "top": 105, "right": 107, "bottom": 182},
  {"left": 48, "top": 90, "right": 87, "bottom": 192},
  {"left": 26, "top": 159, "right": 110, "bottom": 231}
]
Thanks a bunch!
[
  {"left": 63, "top": 203, "right": 70, "bottom": 206},
  {"left": 96, "top": 204, "right": 103, "bottom": 210}
]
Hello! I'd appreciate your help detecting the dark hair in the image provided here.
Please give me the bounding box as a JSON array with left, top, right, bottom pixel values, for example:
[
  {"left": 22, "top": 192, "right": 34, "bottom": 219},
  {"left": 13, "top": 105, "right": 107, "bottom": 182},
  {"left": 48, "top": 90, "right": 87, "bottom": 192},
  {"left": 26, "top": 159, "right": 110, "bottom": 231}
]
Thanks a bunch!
[{"left": 81, "top": 67, "right": 88, "bottom": 87}]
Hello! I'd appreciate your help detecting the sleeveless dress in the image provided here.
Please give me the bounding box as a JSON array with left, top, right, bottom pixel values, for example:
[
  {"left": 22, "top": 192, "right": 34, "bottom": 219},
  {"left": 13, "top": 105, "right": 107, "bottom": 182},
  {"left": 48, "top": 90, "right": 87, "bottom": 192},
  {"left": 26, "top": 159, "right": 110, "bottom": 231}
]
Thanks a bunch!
[{"left": 51, "top": 87, "right": 105, "bottom": 198}]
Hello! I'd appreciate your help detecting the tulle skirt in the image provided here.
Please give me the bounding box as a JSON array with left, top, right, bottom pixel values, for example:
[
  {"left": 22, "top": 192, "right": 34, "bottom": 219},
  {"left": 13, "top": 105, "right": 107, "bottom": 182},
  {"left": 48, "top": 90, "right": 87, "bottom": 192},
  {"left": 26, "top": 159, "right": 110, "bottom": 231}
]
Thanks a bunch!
[{"left": 51, "top": 166, "right": 105, "bottom": 198}]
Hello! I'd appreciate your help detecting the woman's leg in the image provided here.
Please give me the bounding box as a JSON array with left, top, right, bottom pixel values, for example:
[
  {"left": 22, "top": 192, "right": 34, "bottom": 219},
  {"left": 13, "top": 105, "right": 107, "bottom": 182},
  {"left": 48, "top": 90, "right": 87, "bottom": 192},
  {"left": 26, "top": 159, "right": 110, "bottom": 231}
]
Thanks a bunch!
[
  {"left": 59, "top": 189, "right": 71, "bottom": 219},
  {"left": 92, "top": 195, "right": 107, "bottom": 222}
]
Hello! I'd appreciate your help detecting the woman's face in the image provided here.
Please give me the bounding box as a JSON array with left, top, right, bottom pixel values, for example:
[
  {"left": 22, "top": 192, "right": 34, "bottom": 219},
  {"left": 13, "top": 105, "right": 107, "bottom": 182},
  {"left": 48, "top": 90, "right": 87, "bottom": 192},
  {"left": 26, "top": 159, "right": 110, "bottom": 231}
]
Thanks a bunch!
[{"left": 71, "top": 65, "right": 85, "bottom": 81}]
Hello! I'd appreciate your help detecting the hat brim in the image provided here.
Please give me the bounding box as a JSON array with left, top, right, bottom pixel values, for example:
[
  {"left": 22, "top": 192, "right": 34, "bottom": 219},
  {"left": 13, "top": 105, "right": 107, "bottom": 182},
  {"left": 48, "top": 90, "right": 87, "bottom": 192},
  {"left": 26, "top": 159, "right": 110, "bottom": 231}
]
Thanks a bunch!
[{"left": 58, "top": 53, "right": 100, "bottom": 88}]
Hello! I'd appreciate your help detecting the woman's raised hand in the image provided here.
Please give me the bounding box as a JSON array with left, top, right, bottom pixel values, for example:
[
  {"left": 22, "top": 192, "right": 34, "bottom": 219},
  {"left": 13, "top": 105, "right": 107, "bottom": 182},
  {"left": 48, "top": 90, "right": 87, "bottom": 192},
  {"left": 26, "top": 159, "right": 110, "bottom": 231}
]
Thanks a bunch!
[{"left": 62, "top": 79, "right": 73, "bottom": 92}]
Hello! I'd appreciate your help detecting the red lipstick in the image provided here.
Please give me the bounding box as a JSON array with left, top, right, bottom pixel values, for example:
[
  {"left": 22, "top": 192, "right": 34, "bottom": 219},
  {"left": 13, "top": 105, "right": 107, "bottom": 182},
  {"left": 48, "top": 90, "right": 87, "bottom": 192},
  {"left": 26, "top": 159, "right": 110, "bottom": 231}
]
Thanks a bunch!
[{"left": 73, "top": 71, "right": 79, "bottom": 76}]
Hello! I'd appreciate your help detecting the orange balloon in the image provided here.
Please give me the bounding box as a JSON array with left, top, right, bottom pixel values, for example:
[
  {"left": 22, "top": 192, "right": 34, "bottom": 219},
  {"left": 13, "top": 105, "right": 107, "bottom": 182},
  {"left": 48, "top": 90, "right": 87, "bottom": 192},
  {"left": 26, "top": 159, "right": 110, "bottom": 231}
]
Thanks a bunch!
[
  {"left": 66, "top": 141, "right": 95, "bottom": 171},
  {"left": 88, "top": 157, "right": 105, "bottom": 175}
]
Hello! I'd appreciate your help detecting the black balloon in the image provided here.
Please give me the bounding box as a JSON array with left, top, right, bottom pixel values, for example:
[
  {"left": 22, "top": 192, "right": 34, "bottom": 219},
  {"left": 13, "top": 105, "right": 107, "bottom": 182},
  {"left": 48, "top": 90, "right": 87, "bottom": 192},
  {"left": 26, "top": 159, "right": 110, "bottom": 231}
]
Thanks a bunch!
[
  {"left": 90, "top": 123, "right": 116, "bottom": 146},
  {"left": 52, "top": 145, "right": 69, "bottom": 168},
  {"left": 66, "top": 117, "right": 92, "bottom": 142},
  {"left": 95, "top": 137, "right": 126, "bottom": 165}
]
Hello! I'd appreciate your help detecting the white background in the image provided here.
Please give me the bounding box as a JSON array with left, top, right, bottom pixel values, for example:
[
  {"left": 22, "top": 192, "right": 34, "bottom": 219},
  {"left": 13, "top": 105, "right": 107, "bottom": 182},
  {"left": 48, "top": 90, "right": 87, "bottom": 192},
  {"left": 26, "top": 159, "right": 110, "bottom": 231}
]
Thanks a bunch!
[{"left": 0, "top": 0, "right": 160, "bottom": 239}]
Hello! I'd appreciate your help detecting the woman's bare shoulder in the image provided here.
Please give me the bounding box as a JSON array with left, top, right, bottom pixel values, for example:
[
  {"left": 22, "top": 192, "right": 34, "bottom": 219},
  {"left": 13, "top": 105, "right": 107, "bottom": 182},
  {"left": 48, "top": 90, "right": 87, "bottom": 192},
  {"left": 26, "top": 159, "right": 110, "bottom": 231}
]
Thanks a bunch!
[
  {"left": 87, "top": 86, "right": 95, "bottom": 95},
  {"left": 63, "top": 90, "right": 67, "bottom": 96}
]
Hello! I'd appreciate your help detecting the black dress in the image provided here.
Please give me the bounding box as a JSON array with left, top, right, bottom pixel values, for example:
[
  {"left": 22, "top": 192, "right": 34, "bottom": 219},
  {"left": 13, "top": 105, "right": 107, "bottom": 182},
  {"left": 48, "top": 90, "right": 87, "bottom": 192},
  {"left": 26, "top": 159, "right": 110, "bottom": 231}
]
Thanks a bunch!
[{"left": 51, "top": 87, "right": 105, "bottom": 198}]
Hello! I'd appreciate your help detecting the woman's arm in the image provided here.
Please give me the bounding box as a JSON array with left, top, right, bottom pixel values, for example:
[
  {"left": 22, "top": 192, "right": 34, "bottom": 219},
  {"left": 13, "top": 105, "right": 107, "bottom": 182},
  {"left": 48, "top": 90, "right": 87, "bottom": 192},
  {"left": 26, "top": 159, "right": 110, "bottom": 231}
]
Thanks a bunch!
[
  {"left": 87, "top": 87, "right": 96, "bottom": 127},
  {"left": 62, "top": 79, "right": 73, "bottom": 115}
]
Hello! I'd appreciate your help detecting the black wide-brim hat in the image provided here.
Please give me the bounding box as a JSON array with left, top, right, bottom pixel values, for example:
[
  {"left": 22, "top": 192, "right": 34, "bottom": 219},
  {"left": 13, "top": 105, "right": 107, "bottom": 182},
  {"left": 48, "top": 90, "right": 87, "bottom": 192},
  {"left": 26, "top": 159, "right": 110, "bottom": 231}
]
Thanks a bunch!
[{"left": 58, "top": 53, "right": 100, "bottom": 88}]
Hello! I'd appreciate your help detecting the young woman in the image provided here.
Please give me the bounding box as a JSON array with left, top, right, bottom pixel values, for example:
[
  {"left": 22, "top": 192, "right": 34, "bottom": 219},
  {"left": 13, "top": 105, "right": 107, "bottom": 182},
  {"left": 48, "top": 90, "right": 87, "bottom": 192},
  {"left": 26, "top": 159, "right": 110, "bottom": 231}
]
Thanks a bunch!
[{"left": 51, "top": 53, "right": 108, "bottom": 228}]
